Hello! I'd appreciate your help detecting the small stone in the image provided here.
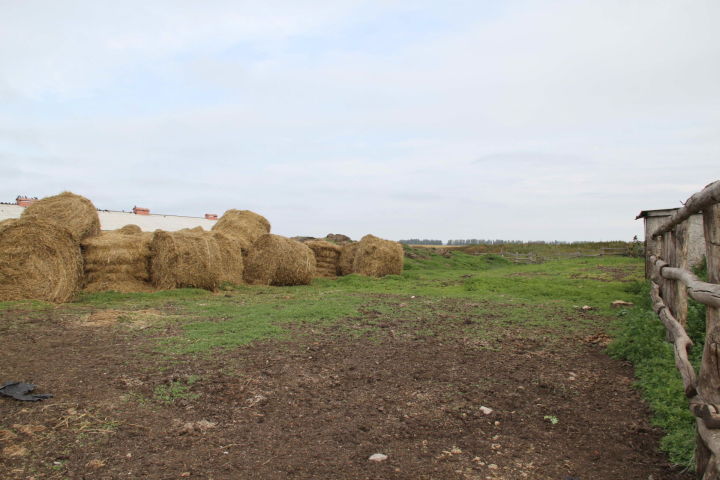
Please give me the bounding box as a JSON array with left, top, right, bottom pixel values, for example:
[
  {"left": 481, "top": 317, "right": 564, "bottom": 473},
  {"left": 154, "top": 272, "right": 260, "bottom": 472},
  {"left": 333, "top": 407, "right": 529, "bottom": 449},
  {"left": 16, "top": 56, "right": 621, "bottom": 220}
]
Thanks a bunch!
[
  {"left": 180, "top": 472, "right": 191, "bottom": 477},
  {"left": 450, "top": 446, "right": 462, "bottom": 455},
  {"left": 479, "top": 406, "right": 493, "bottom": 415},
  {"left": 369, "top": 453, "right": 388, "bottom": 462},
  {"left": 581, "top": 305, "right": 593, "bottom": 311},
  {"left": 488, "top": 463, "right": 498, "bottom": 470},
  {"left": 494, "top": 421, "right": 501, "bottom": 426},
  {"left": 491, "top": 443, "right": 502, "bottom": 450}
]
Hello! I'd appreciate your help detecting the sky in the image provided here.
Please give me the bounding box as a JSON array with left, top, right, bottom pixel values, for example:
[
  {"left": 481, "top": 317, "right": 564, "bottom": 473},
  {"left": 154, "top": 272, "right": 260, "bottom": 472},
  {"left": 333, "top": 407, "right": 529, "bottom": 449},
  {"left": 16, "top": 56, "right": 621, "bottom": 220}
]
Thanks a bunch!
[{"left": 1, "top": 0, "right": 718, "bottom": 242}]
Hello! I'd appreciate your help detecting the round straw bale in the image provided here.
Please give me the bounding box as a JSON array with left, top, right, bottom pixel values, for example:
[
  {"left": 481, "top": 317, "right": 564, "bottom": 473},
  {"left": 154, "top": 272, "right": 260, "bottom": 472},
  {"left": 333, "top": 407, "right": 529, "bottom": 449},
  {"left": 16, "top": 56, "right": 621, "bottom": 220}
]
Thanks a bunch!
[
  {"left": 212, "top": 231, "right": 244, "bottom": 285},
  {"left": 305, "top": 240, "right": 341, "bottom": 278},
  {"left": 21, "top": 191, "right": 100, "bottom": 242},
  {"left": 81, "top": 227, "right": 153, "bottom": 293},
  {"left": 325, "top": 233, "right": 353, "bottom": 245},
  {"left": 243, "top": 234, "right": 315, "bottom": 286},
  {"left": 212, "top": 210, "right": 271, "bottom": 254},
  {"left": 0, "top": 217, "right": 83, "bottom": 302},
  {"left": 352, "top": 234, "right": 404, "bottom": 277},
  {"left": 338, "top": 242, "right": 359, "bottom": 276},
  {"left": 118, "top": 224, "right": 142, "bottom": 234},
  {"left": 150, "top": 229, "right": 225, "bottom": 291}
]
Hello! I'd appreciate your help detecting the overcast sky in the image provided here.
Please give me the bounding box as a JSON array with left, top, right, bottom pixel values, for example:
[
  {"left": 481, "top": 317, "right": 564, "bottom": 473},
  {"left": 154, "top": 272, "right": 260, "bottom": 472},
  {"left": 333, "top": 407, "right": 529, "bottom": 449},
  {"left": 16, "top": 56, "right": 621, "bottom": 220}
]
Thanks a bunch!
[{"left": 1, "top": 1, "right": 718, "bottom": 242}]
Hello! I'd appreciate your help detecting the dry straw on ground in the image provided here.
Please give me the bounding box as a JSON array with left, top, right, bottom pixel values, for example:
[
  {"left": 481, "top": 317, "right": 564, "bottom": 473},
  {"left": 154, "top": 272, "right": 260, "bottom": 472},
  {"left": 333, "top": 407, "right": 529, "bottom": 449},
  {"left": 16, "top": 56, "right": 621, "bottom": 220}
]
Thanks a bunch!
[
  {"left": 81, "top": 225, "right": 153, "bottom": 293},
  {"left": 212, "top": 210, "right": 271, "bottom": 254},
  {"left": 243, "top": 234, "right": 316, "bottom": 286},
  {"left": 150, "top": 229, "right": 221, "bottom": 291},
  {"left": 352, "top": 234, "right": 404, "bottom": 277},
  {"left": 338, "top": 242, "right": 360, "bottom": 276},
  {"left": 305, "top": 240, "right": 341, "bottom": 277},
  {"left": 0, "top": 217, "right": 83, "bottom": 302},
  {"left": 21, "top": 191, "right": 101, "bottom": 243}
]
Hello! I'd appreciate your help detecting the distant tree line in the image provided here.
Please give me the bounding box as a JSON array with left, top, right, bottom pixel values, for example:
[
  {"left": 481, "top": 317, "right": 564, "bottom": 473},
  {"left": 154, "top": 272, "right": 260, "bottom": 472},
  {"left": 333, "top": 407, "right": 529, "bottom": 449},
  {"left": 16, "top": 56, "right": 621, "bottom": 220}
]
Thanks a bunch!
[
  {"left": 401, "top": 238, "right": 629, "bottom": 246},
  {"left": 398, "top": 239, "right": 443, "bottom": 245},
  {"left": 445, "top": 239, "right": 610, "bottom": 246}
]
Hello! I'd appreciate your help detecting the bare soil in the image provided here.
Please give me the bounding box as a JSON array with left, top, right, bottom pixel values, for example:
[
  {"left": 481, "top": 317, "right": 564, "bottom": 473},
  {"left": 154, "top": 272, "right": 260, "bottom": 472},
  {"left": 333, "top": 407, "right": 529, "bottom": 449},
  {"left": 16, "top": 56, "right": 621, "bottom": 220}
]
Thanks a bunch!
[{"left": 0, "top": 299, "right": 692, "bottom": 480}]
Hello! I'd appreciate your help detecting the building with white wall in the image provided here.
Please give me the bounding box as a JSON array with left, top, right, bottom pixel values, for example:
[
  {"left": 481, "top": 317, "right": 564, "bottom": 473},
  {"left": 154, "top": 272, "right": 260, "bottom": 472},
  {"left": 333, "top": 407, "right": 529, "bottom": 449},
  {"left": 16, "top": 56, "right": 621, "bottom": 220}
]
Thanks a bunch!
[{"left": 0, "top": 202, "right": 217, "bottom": 232}]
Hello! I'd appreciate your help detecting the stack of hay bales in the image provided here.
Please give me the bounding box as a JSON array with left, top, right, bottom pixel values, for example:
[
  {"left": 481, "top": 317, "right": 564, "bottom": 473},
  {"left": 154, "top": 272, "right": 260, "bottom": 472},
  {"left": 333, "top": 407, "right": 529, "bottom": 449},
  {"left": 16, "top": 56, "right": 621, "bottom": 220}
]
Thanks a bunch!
[
  {"left": 0, "top": 192, "right": 99, "bottom": 302},
  {"left": 338, "top": 242, "right": 360, "bottom": 276},
  {"left": 212, "top": 209, "right": 271, "bottom": 255},
  {"left": 244, "top": 234, "right": 315, "bottom": 286},
  {"left": 305, "top": 240, "right": 341, "bottom": 277},
  {"left": 81, "top": 225, "right": 153, "bottom": 293},
  {"left": 351, "top": 234, "right": 404, "bottom": 277}
]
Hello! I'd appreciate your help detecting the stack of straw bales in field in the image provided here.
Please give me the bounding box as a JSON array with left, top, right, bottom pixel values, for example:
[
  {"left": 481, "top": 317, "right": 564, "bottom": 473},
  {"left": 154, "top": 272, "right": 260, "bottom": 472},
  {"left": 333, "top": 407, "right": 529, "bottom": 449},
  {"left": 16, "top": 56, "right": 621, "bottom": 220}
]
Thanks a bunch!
[
  {"left": 244, "top": 234, "right": 315, "bottom": 286},
  {"left": 342, "top": 235, "right": 403, "bottom": 277},
  {"left": 81, "top": 225, "right": 153, "bottom": 293},
  {"left": 305, "top": 240, "right": 341, "bottom": 277},
  {"left": 0, "top": 191, "right": 100, "bottom": 302},
  {"left": 212, "top": 210, "right": 271, "bottom": 255}
]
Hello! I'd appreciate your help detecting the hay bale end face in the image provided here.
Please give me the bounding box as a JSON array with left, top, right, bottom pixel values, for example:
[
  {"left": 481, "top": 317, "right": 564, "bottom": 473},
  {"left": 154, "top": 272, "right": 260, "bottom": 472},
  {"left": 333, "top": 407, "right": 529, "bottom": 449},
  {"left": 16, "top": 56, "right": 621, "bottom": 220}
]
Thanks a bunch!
[
  {"left": 305, "top": 240, "right": 341, "bottom": 277},
  {"left": 212, "top": 231, "right": 244, "bottom": 286},
  {"left": 21, "top": 191, "right": 100, "bottom": 242},
  {"left": 212, "top": 209, "right": 270, "bottom": 255},
  {"left": 243, "top": 234, "right": 316, "bottom": 286},
  {"left": 0, "top": 218, "right": 83, "bottom": 302},
  {"left": 338, "top": 242, "right": 360, "bottom": 276},
  {"left": 150, "top": 229, "right": 227, "bottom": 291},
  {"left": 353, "top": 234, "right": 404, "bottom": 277},
  {"left": 81, "top": 226, "right": 153, "bottom": 293}
]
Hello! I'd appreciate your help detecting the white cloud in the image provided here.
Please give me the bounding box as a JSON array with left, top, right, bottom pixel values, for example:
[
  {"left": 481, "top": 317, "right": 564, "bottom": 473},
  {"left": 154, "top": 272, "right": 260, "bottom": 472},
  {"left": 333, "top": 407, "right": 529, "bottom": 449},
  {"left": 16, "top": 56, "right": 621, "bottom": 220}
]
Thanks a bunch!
[{"left": 0, "top": 0, "right": 718, "bottom": 241}]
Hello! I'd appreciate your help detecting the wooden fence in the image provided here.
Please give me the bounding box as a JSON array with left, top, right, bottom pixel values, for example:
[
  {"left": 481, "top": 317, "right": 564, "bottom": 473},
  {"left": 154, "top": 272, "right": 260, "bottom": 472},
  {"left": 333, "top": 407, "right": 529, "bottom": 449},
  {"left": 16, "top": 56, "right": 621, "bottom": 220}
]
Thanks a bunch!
[
  {"left": 647, "top": 180, "right": 720, "bottom": 478},
  {"left": 497, "top": 247, "right": 632, "bottom": 264}
]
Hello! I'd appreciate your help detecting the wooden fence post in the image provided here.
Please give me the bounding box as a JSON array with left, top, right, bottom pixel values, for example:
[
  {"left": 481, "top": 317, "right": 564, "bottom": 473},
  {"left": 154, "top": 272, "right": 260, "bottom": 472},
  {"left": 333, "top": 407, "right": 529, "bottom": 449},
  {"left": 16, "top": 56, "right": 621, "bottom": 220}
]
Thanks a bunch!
[
  {"left": 698, "top": 203, "right": 720, "bottom": 477},
  {"left": 675, "top": 221, "right": 690, "bottom": 327}
]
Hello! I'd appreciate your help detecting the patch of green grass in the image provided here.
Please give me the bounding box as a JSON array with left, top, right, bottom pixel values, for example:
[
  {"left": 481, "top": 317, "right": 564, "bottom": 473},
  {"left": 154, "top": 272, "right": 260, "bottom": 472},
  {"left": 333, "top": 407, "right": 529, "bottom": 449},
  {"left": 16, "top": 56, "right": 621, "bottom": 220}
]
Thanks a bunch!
[
  {"left": 159, "top": 291, "right": 366, "bottom": 354},
  {"left": 74, "top": 288, "right": 211, "bottom": 308},
  {"left": 153, "top": 375, "right": 201, "bottom": 403},
  {"left": 607, "top": 282, "right": 706, "bottom": 469}
]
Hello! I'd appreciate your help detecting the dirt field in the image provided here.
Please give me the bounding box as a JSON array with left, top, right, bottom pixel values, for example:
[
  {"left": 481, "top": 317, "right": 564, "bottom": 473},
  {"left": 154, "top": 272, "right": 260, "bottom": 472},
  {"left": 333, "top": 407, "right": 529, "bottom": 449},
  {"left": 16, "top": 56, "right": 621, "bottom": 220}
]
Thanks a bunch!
[{"left": 0, "top": 256, "right": 693, "bottom": 479}]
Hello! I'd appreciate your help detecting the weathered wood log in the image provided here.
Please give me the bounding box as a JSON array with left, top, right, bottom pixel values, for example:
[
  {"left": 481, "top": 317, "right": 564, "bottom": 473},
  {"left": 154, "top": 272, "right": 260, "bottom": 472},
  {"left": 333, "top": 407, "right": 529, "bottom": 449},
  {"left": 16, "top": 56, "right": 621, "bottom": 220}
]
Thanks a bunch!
[
  {"left": 651, "top": 282, "right": 698, "bottom": 397},
  {"left": 699, "top": 204, "right": 720, "bottom": 407},
  {"left": 649, "top": 256, "right": 720, "bottom": 309},
  {"left": 696, "top": 418, "right": 720, "bottom": 478},
  {"left": 662, "top": 230, "right": 679, "bottom": 329},
  {"left": 652, "top": 180, "right": 720, "bottom": 239},
  {"left": 675, "top": 221, "right": 690, "bottom": 327}
]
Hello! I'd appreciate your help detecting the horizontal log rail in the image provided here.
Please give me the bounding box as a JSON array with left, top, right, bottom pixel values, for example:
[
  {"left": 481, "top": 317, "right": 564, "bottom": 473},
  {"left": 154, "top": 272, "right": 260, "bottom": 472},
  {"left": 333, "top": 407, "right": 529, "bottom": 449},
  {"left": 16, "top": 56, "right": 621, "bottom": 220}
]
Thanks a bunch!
[
  {"left": 652, "top": 180, "right": 720, "bottom": 239},
  {"left": 650, "top": 255, "right": 720, "bottom": 309},
  {"left": 650, "top": 282, "right": 698, "bottom": 397}
]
